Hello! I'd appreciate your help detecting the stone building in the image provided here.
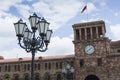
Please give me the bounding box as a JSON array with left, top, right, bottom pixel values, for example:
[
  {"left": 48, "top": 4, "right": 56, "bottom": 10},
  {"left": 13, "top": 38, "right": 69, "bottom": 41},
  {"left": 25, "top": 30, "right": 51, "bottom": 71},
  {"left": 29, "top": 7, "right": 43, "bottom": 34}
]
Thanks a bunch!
[
  {"left": 0, "top": 55, "right": 74, "bottom": 80},
  {"left": 0, "top": 20, "right": 120, "bottom": 80}
]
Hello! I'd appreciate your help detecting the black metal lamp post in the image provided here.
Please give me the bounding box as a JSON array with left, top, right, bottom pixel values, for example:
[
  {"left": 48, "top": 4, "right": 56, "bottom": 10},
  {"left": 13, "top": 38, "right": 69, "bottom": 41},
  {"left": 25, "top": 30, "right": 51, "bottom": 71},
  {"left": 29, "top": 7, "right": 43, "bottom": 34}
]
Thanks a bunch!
[
  {"left": 14, "top": 13, "right": 52, "bottom": 80},
  {"left": 62, "top": 64, "right": 74, "bottom": 80}
]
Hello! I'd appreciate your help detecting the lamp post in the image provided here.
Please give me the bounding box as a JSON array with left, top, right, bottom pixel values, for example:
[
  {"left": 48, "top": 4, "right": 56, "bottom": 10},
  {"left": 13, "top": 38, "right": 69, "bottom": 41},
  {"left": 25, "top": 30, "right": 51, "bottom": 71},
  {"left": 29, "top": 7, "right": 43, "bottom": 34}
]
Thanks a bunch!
[
  {"left": 62, "top": 64, "right": 74, "bottom": 80},
  {"left": 14, "top": 13, "right": 52, "bottom": 80}
]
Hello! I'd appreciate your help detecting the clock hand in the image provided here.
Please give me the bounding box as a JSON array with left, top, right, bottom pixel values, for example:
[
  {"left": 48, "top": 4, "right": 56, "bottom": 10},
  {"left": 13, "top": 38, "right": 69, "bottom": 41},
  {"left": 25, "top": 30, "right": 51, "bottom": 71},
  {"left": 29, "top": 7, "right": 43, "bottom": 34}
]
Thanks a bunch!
[{"left": 86, "top": 47, "right": 92, "bottom": 52}]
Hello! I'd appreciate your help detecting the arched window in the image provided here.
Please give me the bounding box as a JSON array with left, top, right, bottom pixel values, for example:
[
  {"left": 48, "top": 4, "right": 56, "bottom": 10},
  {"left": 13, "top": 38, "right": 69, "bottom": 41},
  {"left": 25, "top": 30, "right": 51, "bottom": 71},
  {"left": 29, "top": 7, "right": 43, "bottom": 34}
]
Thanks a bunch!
[
  {"left": 57, "top": 74, "right": 62, "bottom": 80},
  {"left": 44, "top": 72, "right": 51, "bottom": 80},
  {"left": 24, "top": 74, "right": 30, "bottom": 80},
  {"left": 25, "top": 75, "right": 29, "bottom": 80},
  {"left": 14, "top": 75, "right": 19, "bottom": 80},
  {"left": 35, "top": 73, "right": 40, "bottom": 80},
  {"left": 85, "top": 75, "right": 99, "bottom": 80},
  {"left": 4, "top": 74, "right": 11, "bottom": 80}
]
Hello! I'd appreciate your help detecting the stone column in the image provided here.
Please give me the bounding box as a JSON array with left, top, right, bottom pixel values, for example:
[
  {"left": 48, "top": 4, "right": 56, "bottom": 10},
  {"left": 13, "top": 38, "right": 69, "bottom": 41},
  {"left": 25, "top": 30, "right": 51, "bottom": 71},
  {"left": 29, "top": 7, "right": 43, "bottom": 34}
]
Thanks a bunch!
[
  {"left": 102, "top": 26, "right": 105, "bottom": 37},
  {"left": 85, "top": 28, "right": 87, "bottom": 40},
  {"left": 79, "top": 29, "right": 81, "bottom": 40},
  {"left": 96, "top": 27, "right": 99, "bottom": 38},
  {"left": 90, "top": 27, "right": 93, "bottom": 39}
]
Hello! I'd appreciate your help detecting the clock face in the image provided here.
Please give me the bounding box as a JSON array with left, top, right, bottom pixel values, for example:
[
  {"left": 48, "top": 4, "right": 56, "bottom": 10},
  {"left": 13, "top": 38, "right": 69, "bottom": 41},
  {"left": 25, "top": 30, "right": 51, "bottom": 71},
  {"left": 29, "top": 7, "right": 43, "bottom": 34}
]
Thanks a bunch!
[{"left": 85, "top": 45, "right": 95, "bottom": 54}]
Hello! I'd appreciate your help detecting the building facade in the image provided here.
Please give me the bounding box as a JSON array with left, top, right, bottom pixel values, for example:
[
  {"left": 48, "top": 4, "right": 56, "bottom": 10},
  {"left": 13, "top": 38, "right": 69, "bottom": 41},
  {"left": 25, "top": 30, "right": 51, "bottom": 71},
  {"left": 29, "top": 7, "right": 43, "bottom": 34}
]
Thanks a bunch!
[{"left": 0, "top": 20, "right": 120, "bottom": 80}]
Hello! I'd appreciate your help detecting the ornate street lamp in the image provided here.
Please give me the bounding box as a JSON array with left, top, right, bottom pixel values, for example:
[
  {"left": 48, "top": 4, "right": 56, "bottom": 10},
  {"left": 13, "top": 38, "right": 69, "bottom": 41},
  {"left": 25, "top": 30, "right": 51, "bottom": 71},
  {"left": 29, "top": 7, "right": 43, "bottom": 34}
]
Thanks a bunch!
[
  {"left": 14, "top": 13, "right": 52, "bottom": 80},
  {"left": 62, "top": 64, "right": 74, "bottom": 80}
]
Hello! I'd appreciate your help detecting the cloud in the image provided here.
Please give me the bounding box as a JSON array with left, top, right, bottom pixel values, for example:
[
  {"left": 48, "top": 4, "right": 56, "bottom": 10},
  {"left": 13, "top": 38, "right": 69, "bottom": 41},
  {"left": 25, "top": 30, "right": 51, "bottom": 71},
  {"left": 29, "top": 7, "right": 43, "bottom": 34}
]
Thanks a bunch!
[
  {"left": 0, "top": 0, "right": 78, "bottom": 59},
  {"left": 0, "top": 15, "right": 19, "bottom": 42},
  {"left": 0, "top": 15, "right": 19, "bottom": 53},
  {"left": 14, "top": 4, "right": 31, "bottom": 18},
  {"left": 0, "top": 35, "right": 74, "bottom": 59},
  {"left": 87, "top": 3, "right": 97, "bottom": 13},
  {"left": 114, "top": 11, "right": 120, "bottom": 17},
  {"left": 99, "top": 2, "right": 106, "bottom": 7},
  {"left": 0, "top": 0, "right": 22, "bottom": 11},
  {"left": 110, "top": 24, "right": 120, "bottom": 40},
  {"left": 32, "top": 0, "right": 83, "bottom": 31},
  {"left": 45, "top": 36, "right": 74, "bottom": 56},
  {"left": 0, "top": 0, "right": 111, "bottom": 59}
]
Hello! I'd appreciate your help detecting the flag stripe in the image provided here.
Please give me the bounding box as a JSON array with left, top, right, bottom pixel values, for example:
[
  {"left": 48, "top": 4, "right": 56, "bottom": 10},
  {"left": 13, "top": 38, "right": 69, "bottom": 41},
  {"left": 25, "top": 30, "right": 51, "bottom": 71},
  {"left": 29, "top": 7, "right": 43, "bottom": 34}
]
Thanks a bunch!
[{"left": 81, "top": 5, "right": 87, "bottom": 13}]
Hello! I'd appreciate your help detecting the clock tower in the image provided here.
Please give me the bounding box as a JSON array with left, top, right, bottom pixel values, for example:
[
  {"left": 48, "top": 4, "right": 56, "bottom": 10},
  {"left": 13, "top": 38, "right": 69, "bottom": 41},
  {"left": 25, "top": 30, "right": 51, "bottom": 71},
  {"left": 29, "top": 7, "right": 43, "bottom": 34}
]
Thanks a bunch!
[{"left": 72, "top": 20, "right": 111, "bottom": 80}]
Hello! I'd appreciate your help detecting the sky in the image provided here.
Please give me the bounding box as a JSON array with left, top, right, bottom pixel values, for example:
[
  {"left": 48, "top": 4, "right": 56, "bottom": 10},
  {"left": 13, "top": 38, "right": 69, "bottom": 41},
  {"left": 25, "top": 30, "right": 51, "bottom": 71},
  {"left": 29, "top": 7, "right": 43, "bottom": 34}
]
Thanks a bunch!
[{"left": 0, "top": 0, "right": 120, "bottom": 59}]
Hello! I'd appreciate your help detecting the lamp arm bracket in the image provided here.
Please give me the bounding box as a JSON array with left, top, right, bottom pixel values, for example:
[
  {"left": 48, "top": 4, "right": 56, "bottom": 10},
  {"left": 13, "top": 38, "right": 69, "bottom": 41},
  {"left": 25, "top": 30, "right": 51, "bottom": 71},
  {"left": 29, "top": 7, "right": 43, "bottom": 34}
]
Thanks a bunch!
[
  {"left": 26, "top": 48, "right": 31, "bottom": 53},
  {"left": 18, "top": 42, "right": 26, "bottom": 49},
  {"left": 37, "top": 47, "right": 47, "bottom": 52}
]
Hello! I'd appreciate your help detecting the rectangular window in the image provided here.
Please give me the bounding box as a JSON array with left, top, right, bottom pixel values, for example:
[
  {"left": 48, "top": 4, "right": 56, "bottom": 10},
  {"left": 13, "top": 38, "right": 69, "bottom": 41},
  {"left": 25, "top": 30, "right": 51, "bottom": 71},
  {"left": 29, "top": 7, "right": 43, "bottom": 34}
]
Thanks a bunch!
[
  {"left": 27, "top": 64, "right": 30, "bottom": 71},
  {"left": 24, "top": 64, "right": 26, "bottom": 71},
  {"left": 97, "top": 58, "right": 102, "bottom": 66},
  {"left": 76, "top": 29, "right": 80, "bottom": 40},
  {"left": 18, "top": 65, "right": 20, "bottom": 71},
  {"left": 8, "top": 65, "right": 10, "bottom": 72},
  {"left": 48, "top": 63, "right": 51, "bottom": 70},
  {"left": 117, "top": 50, "right": 120, "bottom": 52},
  {"left": 14, "top": 65, "right": 17, "bottom": 71},
  {"left": 81, "top": 28, "right": 85, "bottom": 40},
  {"left": 38, "top": 63, "right": 40, "bottom": 70},
  {"left": 92, "top": 27, "right": 97, "bottom": 39},
  {"left": 98, "top": 26, "right": 103, "bottom": 38},
  {"left": 87, "top": 28, "right": 91, "bottom": 39},
  {"left": 59, "top": 62, "right": 62, "bottom": 69},
  {"left": 56, "top": 62, "right": 58, "bottom": 69},
  {"left": 45, "top": 63, "right": 47, "bottom": 70},
  {"left": 35, "top": 63, "right": 37, "bottom": 71},
  {"left": 80, "top": 59, "right": 84, "bottom": 67},
  {"left": 0, "top": 66, "right": 1, "bottom": 72},
  {"left": 5, "top": 65, "right": 7, "bottom": 72}
]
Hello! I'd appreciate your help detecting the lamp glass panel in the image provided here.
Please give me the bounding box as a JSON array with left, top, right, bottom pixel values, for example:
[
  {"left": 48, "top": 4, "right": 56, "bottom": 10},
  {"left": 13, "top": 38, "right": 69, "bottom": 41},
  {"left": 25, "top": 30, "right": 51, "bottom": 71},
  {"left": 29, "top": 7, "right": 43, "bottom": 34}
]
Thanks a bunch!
[
  {"left": 24, "top": 29, "right": 32, "bottom": 40},
  {"left": 29, "top": 16, "right": 36, "bottom": 28},
  {"left": 70, "top": 67, "right": 74, "bottom": 73},
  {"left": 24, "top": 31, "right": 28, "bottom": 38},
  {"left": 39, "top": 22, "right": 44, "bottom": 33},
  {"left": 66, "top": 64, "right": 70, "bottom": 69},
  {"left": 36, "top": 22, "right": 40, "bottom": 33},
  {"left": 62, "top": 68, "right": 66, "bottom": 73},
  {"left": 44, "top": 30, "right": 52, "bottom": 42},
  {"left": 28, "top": 32, "right": 32, "bottom": 39},
  {"left": 29, "top": 14, "right": 40, "bottom": 29},
  {"left": 14, "top": 23, "right": 19, "bottom": 35},
  {"left": 14, "top": 22, "right": 26, "bottom": 37},
  {"left": 19, "top": 23, "right": 26, "bottom": 35},
  {"left": 44, "top": 23, "right": 49, "bottom": 34}
]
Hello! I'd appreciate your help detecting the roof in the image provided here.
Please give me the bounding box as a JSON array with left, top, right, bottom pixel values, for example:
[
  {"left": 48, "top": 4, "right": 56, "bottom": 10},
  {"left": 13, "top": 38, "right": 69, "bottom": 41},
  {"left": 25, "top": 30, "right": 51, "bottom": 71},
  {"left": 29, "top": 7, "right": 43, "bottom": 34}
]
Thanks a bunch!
[
  {"left": 0, "top": 56, "right": 4, "bottom": 60},
  {"left": 72, "top": 20, "right": 106, "bottom": 33},
  {"left": 72, "top": 20, "right": 105, "bottom": 27},
  {"left": 0, "top": 54, "right": 75, "bottom": 63},
  {"left": 111, "top": 40, "right": 120, "bottom": 48}
]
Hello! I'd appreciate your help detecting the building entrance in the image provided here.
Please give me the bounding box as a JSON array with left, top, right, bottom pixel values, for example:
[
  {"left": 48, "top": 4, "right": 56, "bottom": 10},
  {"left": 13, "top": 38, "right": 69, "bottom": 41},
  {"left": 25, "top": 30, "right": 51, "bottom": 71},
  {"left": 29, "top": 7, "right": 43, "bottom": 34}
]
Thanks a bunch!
[{"left": 85, "top": 75, "right": 99, "bottom": 80}]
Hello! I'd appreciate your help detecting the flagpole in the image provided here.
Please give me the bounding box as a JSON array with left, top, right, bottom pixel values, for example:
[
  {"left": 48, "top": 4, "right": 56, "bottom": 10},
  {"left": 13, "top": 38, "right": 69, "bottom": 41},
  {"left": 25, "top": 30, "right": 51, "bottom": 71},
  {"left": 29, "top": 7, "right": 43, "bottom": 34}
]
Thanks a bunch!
[
  {"left": 80, "top": 0, "right": 89, "bottom": 22},
  {"left": 81, "top": 4, "right": 88, "bottom": 22},
  {"left": 85, "top": 0, "right": 88, "bottom": 22},
  {"left": 86, "top": 4, "right": 88, "bottom": 22}
]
